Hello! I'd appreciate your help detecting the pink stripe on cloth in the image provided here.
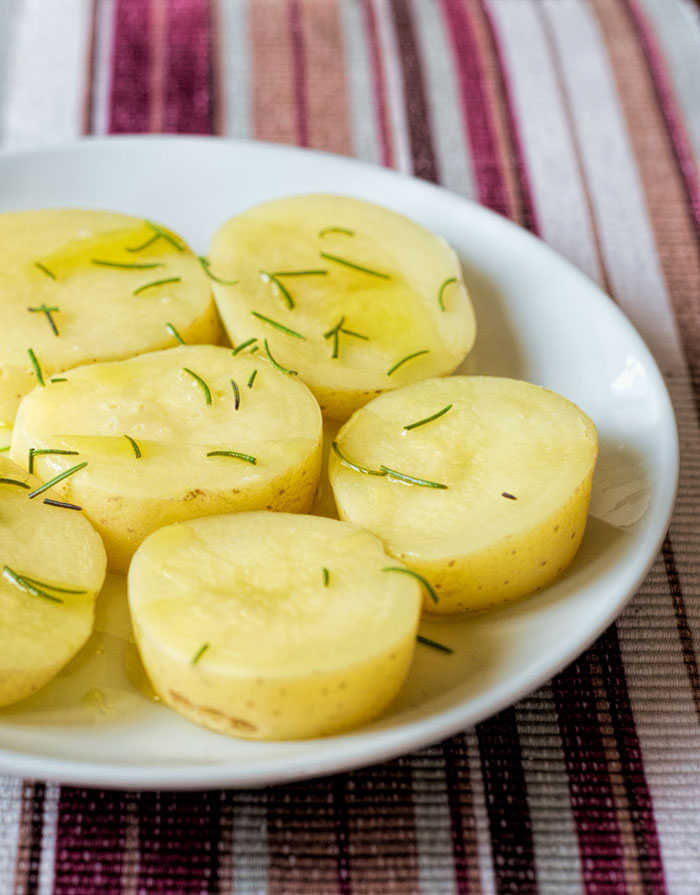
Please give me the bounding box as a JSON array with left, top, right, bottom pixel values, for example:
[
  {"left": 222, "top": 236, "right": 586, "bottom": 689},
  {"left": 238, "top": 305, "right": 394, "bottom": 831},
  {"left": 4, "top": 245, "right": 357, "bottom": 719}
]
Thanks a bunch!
[
  {"left": 287, "top": 0, "right": 309, "bottom": 147},
  {"left": 360, "top": 0, "right": 394, "bottom": 168},
  {"left": 164, "top": 0, "right": 218, "bottom": 134},
  {"left": 108, "top": 0, "right": 152, "bottom": 133}
]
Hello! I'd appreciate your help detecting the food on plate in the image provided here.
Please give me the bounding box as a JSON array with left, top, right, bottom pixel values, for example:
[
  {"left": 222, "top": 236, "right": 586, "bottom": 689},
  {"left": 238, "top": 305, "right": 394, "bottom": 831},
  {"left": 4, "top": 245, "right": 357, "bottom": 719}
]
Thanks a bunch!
[
  {"left": 206, "top": 194, "right": 475, "bottom": 419},
  {"left": 0, "top": 209, "right": 221, "bottom": 429},
  {"left": 10, "top": 345, "right": 322, "bottom": 572},
  {"left": 128, "top": 512, "right": 422, "bottom": 739},
  {"left": 0, "top": 455, "right": 106, "bottom": 707},
  {"left": 329, "top": 376, "right": 598, "bottom": 613}
]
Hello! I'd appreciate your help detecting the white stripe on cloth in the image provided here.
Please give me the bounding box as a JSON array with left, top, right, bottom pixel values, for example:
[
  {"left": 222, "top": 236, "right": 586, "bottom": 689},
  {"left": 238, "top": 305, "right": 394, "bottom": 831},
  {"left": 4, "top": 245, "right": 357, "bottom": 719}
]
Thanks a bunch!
[
  {"left": 410, "top": 745, "right": 457, "bottom": 895},
  {"left": 370, "top": 0, "right": 412, "bottom": 174},
  {"left": 0, "top": 777, "right": 22, "bottom": 895},
  {"left": 1, "top": 0, "right": 92, "bottom": 150},
  {"left": 464, "top": 727, "right": 497, "bottom": 895},
  {"left": 231, "top": 789, "right": 269, "bottom": 895},
  {"left": 410, "top": 0, "right": 475, "bottom": 200},
  {"left": 36, "top": 782, "right": 59, "bottom": 895},
  {"left": 543, "top": 2, "right": 700, "bottom": 891},
  {"left": 0, "top": 0, "right": 21, "bottom": 146},
  {"left": 338, "top": 0, "right": 382, "bottom": 166},
  {"left": 88, "top": 0, "right": 116, "bottom": 137},
  {"left": 218, "top": 0, "right": 252, "bottom": 139}
]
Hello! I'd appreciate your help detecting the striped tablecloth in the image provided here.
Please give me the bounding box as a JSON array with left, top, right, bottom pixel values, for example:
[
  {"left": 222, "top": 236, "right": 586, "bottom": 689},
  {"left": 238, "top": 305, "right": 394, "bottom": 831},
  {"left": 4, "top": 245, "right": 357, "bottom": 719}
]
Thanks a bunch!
[{"left": 1, "top": 1, "right": 699, "bottom": 892}]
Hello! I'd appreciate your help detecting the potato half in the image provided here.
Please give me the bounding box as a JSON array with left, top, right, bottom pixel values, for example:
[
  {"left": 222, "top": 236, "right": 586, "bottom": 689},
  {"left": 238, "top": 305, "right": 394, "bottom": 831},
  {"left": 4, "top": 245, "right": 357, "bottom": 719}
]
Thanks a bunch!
[
  {"left": 10, "top": 346, "right": 322, "bottom": 572},
  {"left": 207, "top": 194, "right": 475, "bottom": 419},
  {"left": 329, "top": 376, "right": 598, "bottom": 613},
  {"left": 0, "top": 456, "right": 106, "bottom": 706},
  {"left": 0, "top": 209, "right": 222, "bottom": 428},
  {"left": 128, "top": 512, "right": 422, "bottom": 740}
]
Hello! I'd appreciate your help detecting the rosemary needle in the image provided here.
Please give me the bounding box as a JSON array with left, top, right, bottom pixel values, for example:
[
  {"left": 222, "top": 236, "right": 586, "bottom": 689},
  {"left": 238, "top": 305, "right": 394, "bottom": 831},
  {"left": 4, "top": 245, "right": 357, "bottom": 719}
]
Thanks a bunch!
[
  {"left": 124, "top": 435, "right": 142, "bottom": 458},
  {"left": 27, "top": 461, "right": 88, "bottom": 499},
  {"left": 318, "top": 227, "right": 355, "bottom": 237},
  {"left": 231, "top": 379, "right": 241, "bottom": 410},
  {"left": 91, "top": 259, "right": 163, "bottom": 270},
  {"left": 380, "top": 465, "right": 448, "bottom": 489},
  {"left": 3, "top": 566, "right": 64, "bottom": 603},
  {"left": 191, "top": 642, "right": 210, "bottom": 665},
  {"left": 28, "top": 304, "right": 60, "bottom": 336},
  {"left": 416, "top": 634, "right": 453, "bottom": 654},
  {"left": 404, "top": 404, "right": 452, "bottom": 431},
  {"left": 331, "top": 442, "right": 386, "bottom": 477},
  {"left": 166, "top": 322, "right": 185, "bottom": 345},
  {"left": 273, "top": 269, "right": 328, "bottom": 277},
  {"left": 127, "top": 220, "right": 184, "bottom": 253},
  {"left": 34, "top": 261, "right": 56, "bottom": 280},
  {"left": 43, "top": 499, "right": 82, "bottom": 510},
  {"left": 232, "top": 338, "right": 258, "bottom": 356},
  {"left": 0, "top": 478, "right": 30, "bottom": 489},
  {"left": 133, "top": 277, "right": 181, "bottom": 296},
  {"left": 198, "top": 256, "right": 238, "bottom": 285},
  {"left": 260, "top": 271, "right": 295, "bottom": 309},
  {"left": 27, "top": 348, "right": 45, "bottom": 387},
  {"left": 320, "top": 252, "right": 390, "bottom": 279},
  {"left": 28, "top": 448, "right": 79, "bottom": 475},
  {"left": 263, "top": 340, "right": 297, "bottom": 376},
  {"left": 438, "top": 277, "right": 457, "bottom": 311},
  {"left": 206, "top": 450, "right": 257, "bottom": 465},
  {"left": 19, "top": 575, "right": 86, "bottom": 594},
  {"left": 50, "top": 378, "right": 67, "bottom": 383},
  {"left": 502, "top": 492, "right": 517, "bottom": 500},
  {"left": 247, "top": 369, "right": 258, "bottom": 388},
  {"left": 323, "top": 567, "right": 330, "bottom": 587},
  {"left": 382, "top": 567, "right": 439, "bottom": 604},
  {"left": 386, "top": 349, "right": 430, "bottom": 377},
  {"left": 0, "top": 445, "right": 10, "bottom": 452},
  {"left": 182, "top": 368, "right": 212, "bottom": 405},
  {"left": 251, "top": 311, "right": 307, "bottom": 340}
]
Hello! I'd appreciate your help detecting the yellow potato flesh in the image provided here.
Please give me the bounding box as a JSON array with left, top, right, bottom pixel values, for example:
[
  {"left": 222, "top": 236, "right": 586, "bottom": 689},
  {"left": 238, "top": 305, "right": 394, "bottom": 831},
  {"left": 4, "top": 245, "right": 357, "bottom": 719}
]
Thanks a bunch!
[
  {"left": 329, "top": 376, "right": 598, "bottom": 613},
  {"left": 128, "top": 512, "right": 422, "bottom": 739},
  {"left": 10, "top": 346, "right": 322, "bottom": 572},
  {"left": 0, "top": 209, "right": 222, "bottom": 428},
  {"left": 208, "top": 194, "right": 475, "bottom": 419},
  {"left": 0, "top": 457, "right": 106, "bottom": 706}
]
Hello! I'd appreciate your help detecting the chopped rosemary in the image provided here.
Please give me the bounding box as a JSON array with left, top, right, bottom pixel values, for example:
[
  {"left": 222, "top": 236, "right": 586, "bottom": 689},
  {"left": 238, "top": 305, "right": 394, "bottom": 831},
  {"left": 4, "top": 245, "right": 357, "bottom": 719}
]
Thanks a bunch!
[
  {"left": 404, "top": 404, "right": 453, "bottom": 431},
  {"left": 0, "top": 477, "right": 30, "bottom": 489},
  {"left": 320, "top": 252, "right": 390, "bottom": 279},
  {"left": 251, "top": 311, "right": 307, "bottom": 340},
  {"left": 263, "top": 340, "right": 297, "bottom": 376},
  {"left": 247, "top": 369, "right": 258, "bottom": 388},
  {"left": 166, "top": 322, "right": 185, "bottom": 345},
  {"left": 387, "top": 349, "right": 430, "bottom": 377},
  {"left": 206, "top": 450, "right": 257, "bottom": 465},
  {"left": 323, "top": 317, "right": 369, "bottom": 358},
  {"left": 438, "top": 277, "right": 457, "bottom": 311},
  {"left": 3, "top": 566, "right": 64, "bottom": 603},
  {"left": 19, "top": 574, "right": 86, "bottom": 594},
  {"left": 249, "top": 345, "right": 259, "bottom": 354},
  {"left": 34, "top": 261, "right": 56, "bottom": 280},
  {"left": 323, "top": 316, "right": 345, "bottom": 340},
  {"left": 416, "top": 634, "right": 453, "bottom": 654},
  {"left": 50, "top": 378, "right": 67, "bottom": 383},
  {"left": 28, "top": 304, "right": 60, "bottom": 336},
  {"left": 28, "top": 448, "right": 79, "bottom": 475},
  {"left": 43, "top": 498, "right": 82, "bottom": 510},
  {"left": 27, "top": 461, "right": 88, "bottom": 499},
  {"left": 232, "top": 337, "right": 258, "bottom": 356},
  {"left": 231, "top": 379, "right": 240, "bottom": 409},
  {"left": 380, "top": 465, "right": 448, "bottom": 489},
  {"left": 273, "top": 269, "right": 328, "bottom": 277},
  {"left": 133, "top": 276, "right": 181, "bottom": 296},
  {"left": 340, "top": 327, "right": 369, "bottom": 340},
  {"left": 91, "top": 259, "right": 163, "bottom": 270},
  {"left": 323, "top": 567, "right": 330, "bottom": 587},
  {"left": 0, "top": 446, "right": 10, "bottom": 452},
  {"left": 382, "top": 567, "right": 439, "bottom": 604},
  {"left": 198, "top": 256, "right": 238, "bottom": 285},
  {"left": 124, "top": 435, "right": 142, "bottom": 458},
  {"left": 318, "top": 227, "right": 355, "bottom": 237},
  {"left": 331, "top": 442, "right": 386, "bottom": 477},
  {"left": 260, "top": 271, "right": 295, "bottom": 309},
  {"left": 182, "top": 368, "right": 212, "bottom": 406},
  {"left": 191, "top": 642, "right": 210, "bottom": 665},
  {"left": 127, "top": 220, "right": 184, "bottom": 253},
  {"left": 502, "top": 492, "right": 517, "bottom": 500},
  {"left": 27, "top": 348, "right": 45, "bottom": 387}
]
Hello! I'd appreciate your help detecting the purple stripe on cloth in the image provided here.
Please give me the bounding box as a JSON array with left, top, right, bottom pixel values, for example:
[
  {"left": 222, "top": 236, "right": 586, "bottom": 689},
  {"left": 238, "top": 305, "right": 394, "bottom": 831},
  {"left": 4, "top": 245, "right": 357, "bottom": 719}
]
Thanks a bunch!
[
  {"left": 332, "top": 776, "right": 352, "bottom": 895},
  {"left": 596, "top": 626, "right": 669, "bottom": 894},
  {"left": 287, "top": 0, "right": 309, "bottom": 148},
  {"left": 108, "top": 0, "right": 152, "bottom": 133},
  {"left": 135, "top": 791, "right": 221, "bottom": 895},
  {"left": 662, "top": 537, "right": 700, "bottom": 724},
  {"left": 476, "top": 709, "right": 537, "bottom": 895},
  {"left": 164, "top": 0, "right": 218, "bottom": 134},
  {"left": 389, "top": 0, "right": 438, "bottom": 183},
  {"left": 442, "top": 734, "right": 481, "bottom": 895},
  {"left": 53, "top": 788, "right": 124, "bottom": 895}
]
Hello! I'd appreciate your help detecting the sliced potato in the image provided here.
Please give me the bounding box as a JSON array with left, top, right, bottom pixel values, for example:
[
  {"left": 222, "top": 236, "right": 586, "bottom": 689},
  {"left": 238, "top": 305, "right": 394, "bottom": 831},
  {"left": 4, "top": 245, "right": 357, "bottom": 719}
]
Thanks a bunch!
[
  {"left": 329, "top": 376, "right": 598, "bottom": 613},
  {"left": 10, "top": 345, "right": 322, "bottom": 572},
  {"left": 0, "top": 209, "right": 222, "bottom": 428},
  {"left": 128, "top": 512, "right": 422, "bottom": 739},
  {"left": 207, "top": 194, "right": 475, "bottom": 419},
  {"left": 0, "top": 456, "right": 106, "bottom": 706}
]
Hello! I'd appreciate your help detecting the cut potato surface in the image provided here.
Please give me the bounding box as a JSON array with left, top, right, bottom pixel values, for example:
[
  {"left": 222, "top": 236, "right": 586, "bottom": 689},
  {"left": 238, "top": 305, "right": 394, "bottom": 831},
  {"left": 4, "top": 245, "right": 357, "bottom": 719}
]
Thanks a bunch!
[
  {"left": 0, "top": 209, "right": 222, "bottom": 428},
  {"left": 329, "top": 376, "right": 598, "bottom": 613},
  {"left": 207, "top": 194, "right": 475, "bottom": 419},
  {"left": 128, "top": 512, "right": 422, "bottom": 740},
  {"left": 10, "top": 345, "right": 322, "bottom": 572},
  {"left": 0, "top": 456, "right": 106, "bottom": 707}
]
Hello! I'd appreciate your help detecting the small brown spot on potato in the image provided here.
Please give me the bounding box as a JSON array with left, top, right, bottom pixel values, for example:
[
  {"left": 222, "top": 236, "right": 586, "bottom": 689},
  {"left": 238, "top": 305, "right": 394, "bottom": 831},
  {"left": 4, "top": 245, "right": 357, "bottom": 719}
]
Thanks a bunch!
[
  {"left": 338, "top": 682, "right": 347, "bottom": 691},
  {"left": 278, "top": 488, "right": 286, "bottom": 495},
  {"left": 554, "top": 525, "right": 560, "bottom": 532},
  {"left": 540, "top": 561, "right": 547, "bottom": 567},
  {"left": 184, "top": 489, "right": 203, "bottom": 501},
  {"left": 447, "top": 560, "right": 455, "bottom": 568},
  {"left": 571, "top": 531, "right": 576, "bottom": 539}
]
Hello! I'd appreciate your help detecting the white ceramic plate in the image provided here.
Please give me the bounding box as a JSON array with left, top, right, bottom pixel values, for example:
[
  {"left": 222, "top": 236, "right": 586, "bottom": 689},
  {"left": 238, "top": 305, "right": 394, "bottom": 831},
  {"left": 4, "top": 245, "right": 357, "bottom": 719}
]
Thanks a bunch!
[{"left": 0, "top": 137, "right": 678, "bottom": 790}]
